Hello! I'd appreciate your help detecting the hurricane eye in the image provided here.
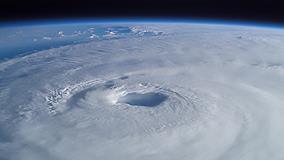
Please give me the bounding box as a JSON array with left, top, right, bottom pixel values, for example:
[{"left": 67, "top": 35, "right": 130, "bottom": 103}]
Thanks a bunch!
[{"left": 117, "top": 92, "right": 168, "bottom": 107}]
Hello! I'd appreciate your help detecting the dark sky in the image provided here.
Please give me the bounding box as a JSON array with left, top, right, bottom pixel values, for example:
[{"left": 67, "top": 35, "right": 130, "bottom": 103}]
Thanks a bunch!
[{"left": 1, "top": 0, "right": 284, "bottom": 24}]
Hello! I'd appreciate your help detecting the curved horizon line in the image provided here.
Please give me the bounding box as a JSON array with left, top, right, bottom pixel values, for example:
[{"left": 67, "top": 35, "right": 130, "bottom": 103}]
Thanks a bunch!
[{"left": 1, "top": 17, "right": 284, "bottom": 29}]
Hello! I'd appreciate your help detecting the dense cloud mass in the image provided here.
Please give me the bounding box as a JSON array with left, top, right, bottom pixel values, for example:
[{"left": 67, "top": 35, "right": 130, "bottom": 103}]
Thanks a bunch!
[{"left": 1, "top": 23, "right": 284, "bottom": 160}]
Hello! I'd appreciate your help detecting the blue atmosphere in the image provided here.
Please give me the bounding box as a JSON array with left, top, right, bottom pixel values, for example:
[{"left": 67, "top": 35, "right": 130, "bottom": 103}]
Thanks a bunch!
[{"left": 1, "top": 18, "right": 284, "bottom": 61}]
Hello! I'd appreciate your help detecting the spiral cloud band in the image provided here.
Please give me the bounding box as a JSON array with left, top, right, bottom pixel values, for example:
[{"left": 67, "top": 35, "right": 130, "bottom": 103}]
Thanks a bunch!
[{"left": 1, "top": 23, "right": 284, "bottom": 160}]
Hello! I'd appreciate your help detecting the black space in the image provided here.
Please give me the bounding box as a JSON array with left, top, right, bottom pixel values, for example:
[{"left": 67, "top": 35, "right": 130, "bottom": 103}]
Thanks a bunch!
[{"left": 1, "top": 0, "right": 284, "bottom": 24}]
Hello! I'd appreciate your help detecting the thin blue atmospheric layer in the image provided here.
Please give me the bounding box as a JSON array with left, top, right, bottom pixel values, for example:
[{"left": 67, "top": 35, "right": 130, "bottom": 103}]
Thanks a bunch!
[{"left": 0, "top": 23, "right": 159, "bottom": 61}]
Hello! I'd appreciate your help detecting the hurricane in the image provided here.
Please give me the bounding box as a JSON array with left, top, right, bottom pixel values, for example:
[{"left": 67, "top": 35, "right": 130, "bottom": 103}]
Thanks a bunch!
[{"left": 1, "top": 22, "right": 284, "bottom": 160}]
